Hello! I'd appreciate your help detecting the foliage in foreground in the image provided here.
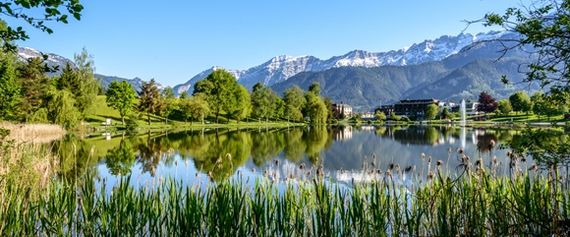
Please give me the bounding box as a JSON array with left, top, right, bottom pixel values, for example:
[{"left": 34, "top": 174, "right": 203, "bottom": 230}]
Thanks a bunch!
[{"left": 0, "top": 170, "right": 569, "bottom": 236}]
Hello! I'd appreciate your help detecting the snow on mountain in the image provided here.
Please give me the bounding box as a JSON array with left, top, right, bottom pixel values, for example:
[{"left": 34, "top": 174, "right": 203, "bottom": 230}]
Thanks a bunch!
[
  {"left": 17, "top": 47, "right": 159, "bottom": 91},
  {"left": 17, "top": 47, "right": 75, "bottom": 74},
  {"left": 175, "top": 31, "right": 508, "bottom": 94}
]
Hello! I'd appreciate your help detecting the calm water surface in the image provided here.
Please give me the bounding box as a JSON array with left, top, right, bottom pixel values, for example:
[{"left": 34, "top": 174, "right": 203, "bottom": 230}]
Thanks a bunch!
[{"left": 52, "top": 125, "right": 540, "bottom": 188}]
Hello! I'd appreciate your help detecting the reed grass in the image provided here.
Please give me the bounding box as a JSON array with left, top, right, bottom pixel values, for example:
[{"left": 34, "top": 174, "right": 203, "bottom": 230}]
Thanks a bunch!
[
  {"left": 0, "top": 122, "right": 66, "bottom": 144},
  {"left": 0, "top": 170, "right": 568, "bottom": 236}
]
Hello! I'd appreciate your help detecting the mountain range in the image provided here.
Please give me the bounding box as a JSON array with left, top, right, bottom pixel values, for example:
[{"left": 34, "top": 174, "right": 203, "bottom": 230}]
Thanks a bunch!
[{"left": 18, "top": 30, "right": 534, "bottom": 111}]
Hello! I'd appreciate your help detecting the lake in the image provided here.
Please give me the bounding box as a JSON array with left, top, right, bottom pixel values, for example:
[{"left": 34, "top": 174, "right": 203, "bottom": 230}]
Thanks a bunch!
[{"left": 50, "top": 125, "right": 548, "bottom": 188}]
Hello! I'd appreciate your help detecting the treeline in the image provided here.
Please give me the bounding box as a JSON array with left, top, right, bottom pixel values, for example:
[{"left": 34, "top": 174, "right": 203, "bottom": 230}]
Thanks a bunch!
[
  {"left": 0, "top": 50, "right": 99, "bottom": 129},
  {"left": 477, "top": 91, "right": 570, "bottom": 118},
  {"left": 0, "top": 51, "right": 331, "bottom": 129},
  {"left": 107, "top": 69, "right": 330, "bottom": 126}
]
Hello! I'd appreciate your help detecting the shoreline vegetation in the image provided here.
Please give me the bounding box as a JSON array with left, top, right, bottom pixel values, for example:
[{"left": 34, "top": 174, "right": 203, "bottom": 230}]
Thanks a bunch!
[{"left": 0, "top": 169, "right": 567, "bottom": 236}]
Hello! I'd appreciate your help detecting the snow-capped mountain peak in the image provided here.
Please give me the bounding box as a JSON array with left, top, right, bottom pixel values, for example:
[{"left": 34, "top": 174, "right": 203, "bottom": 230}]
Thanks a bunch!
[{"left": 174, "top": 31, "right": 509, "bottom": 94}]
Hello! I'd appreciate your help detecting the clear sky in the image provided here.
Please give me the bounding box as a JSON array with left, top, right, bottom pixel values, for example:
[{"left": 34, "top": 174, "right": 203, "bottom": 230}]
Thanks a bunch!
[{"left": 10, "top": 0, "right": 525, "bottom": 87}]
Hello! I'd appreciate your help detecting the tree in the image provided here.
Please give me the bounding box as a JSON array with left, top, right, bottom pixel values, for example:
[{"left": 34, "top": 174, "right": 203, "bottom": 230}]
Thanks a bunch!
[
  {"left": 229, "top": 85, "right": 251, "bottom": 123},
  {"left": 283, "top": 86, "right": 306, "bottom": 122},
  {"left": 532, "top": 92, "right": 561, "bottom": 120},
  {"left": 0, "top": 1, "right": 83, "bottom": 52},
  {"left": 47, "top": 90, "right": 81, "bottom": 129},
  {"left": 425, "top": 104, "right": 439, "bottom": 120},
  {"left": 375, "top": 111, "right": 387, "bottom": 121},
  {"left": 509, "top": 91, "right": 532, "bottom": 114},
  {"left": 440, "top": 107, "right": 452, "bottom": 119},
  {"left": 304, "top": 92, "right": 327, "bottom": 124},
  {"left": 0, "top": 51, "right": 21, "bottom": 120},
  {"left": 251, "top": 83, "right": 275, "bottom": 122},
  {"left": 179, "top": 91, "right": 190, "bottom": 100},
  {"left": 193, "top": 69, "right": 239, "bottom": 123},
  {"left": 160, "top": 87, "right": 177, "bottom": 124},
  {"left": 72, "top": 49, "right": 99, "bottom": 118},
  {"left": 498, "top": 99, "right": 513, "bottom": 115},
  {"left": 105, "top": 139, "right": 136, "bottom": 176},
  {"left": 389, "top": 112, "right": 401, "bottom": 121},
  {"left": 19, "top": 57, "right": 50, "bottom": 121},
  {"left": 477, "top": 91, "right": 498, "bottom": 113},
  {"left": 138, "top": 79, "right": 163, "bottom": 125},
  {"left": 285, "top": 104, "right": 304, "bottom": 122},
  {"left": 482, "top": 1, "right": 570, "bottom": 92},
  {"left": 180, "top": 95, "right": 210, "bottom": 124},
  {"left": 106, "top": 81, "right": 137, "bottom": 125},
  {"left": 308, "top": 82, "right": 321, "bottom": 96}
]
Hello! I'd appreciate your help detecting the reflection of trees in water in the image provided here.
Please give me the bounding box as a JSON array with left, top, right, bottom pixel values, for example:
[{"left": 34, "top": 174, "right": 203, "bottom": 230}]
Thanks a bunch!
[
  {"left": 476, "top": 133, "right": 498, "bottom": 153},
  {"left": 509, "top": 128, "right": 570, "bottom": 168},
  {"left": 191, "top": 130, "right": 252, "bottom": 181},
  {"left": 284, "top": 128, "right": 306, "bottom": 162},
  {"left": 135, "top": 133, "right": 172, "bottom": 177},
  {"left": 305, "top": 126, "right": 329, "bottom": 163},
  {"left": 57, "top": 127, "right": 333, "bottom": 181},
  {"left": 52, "top": 134, "right": 98, "bottom": 181},
  {"left": 104, "top": 139, "right": 135, "bottom": 176},
  {"left": 251, "top": 129, "right": 286, "bottom": 166},
  {"left": 389, "top": 126, "right": 440, "bottom": 145}
]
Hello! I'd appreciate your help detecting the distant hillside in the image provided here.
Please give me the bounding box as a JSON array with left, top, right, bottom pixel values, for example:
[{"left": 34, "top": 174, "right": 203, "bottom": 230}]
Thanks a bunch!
[
  {"left": 94, "top": 74, "right": 147, "bottom": 91},
  {"left": 272, "top": 39, "right": 535, "bottom": 111},
  {"left": 271, "top": 63, "right": 449, "bottom": 110}
]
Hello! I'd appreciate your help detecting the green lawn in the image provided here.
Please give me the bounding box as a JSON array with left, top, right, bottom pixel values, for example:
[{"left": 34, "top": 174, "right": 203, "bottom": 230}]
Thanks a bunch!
[{"left": 84, "top": 95, "right": 305, "bottom": 133}]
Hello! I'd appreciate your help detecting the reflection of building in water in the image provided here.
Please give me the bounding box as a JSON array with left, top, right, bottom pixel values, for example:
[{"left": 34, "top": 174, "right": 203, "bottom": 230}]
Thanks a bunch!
[
  {"left": 360, "top": 125, "right": 375, "bottom": 131},
  {"left": 334, "top": 126, "right": 353, "bottom": 141},
  {"left": 391, "top": 126, "right": 442, "bottom": 145}
]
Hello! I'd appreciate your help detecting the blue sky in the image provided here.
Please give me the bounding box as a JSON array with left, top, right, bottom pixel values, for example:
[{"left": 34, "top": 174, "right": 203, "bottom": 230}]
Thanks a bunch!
[{"left": 11, "top": 0, "right": 524, "bottom": 86}]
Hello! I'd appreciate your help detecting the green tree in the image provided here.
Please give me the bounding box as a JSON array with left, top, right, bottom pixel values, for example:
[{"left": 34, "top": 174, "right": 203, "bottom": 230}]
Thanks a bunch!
[
  {"left": 251, "top": 83, "right": 278, "bottom": 122},
  {"left": 229, "top": 85, "right": 251, "bottom": 123},
  {"left": 106, "top": 81, "right": 137, "bottom": 125},
  {"left": 532, "top": 92, "right": 560, "bottom": 120},
  {"left": 47, "top": 90, "right": 80, "bottom": 129},
  {"left": 19, "top": 57, "right": 50, "bottom": 121},
  {"left": 138, "top": 79, "right": 163, "bottom": 125},
  {"left": 193, "top": 69, "right": 239, "bottom": 123},
  {"left": 0, "top": 2, "right": 83, "bottom": 52},
  {"left": 498, "top": 99, "right": 513, "bottom": 115},
  {"left": 440, "top": 108, "right": 452, "bottom": 119},
  {"left": 179, "top": 91, "right": 190, "bottom": 100},
  {"left": 509, "top": 91, "right": 532, "bottom": 114},
  {"left": 181, "top": 94, "right": 210, "bottom": 124},
  {"left": 0, "top": 51, "right": 21, "bottom": 120},
  {"left": 425, "top": 103, "right": 439, "bottom": 120},
  {"left": 105, "top": 139, "right": 136, "bottom": 176},
  {"left": 304, "top": 92, "right": 327, "bottom": 125},
  {"left": 375, "top": 111, "right": 387, "bottom": 121},
  {"left": 482, "top": 1, "right": 570, "bottom": 92},
  {"left": 73, "top": 49, "right": 99, "bottom": 118},
  {"left": 285, "top": 104, "right": 304, "bottom": 122},
  {"left": 308, "top": 82, "right": 321, "bottom": 96},
  {"left": 283, "top": 86, "right": 306, "bottom": 122},
  {"left": 160, "top": 87, "right": 177, "bottom": 124},
  {"left": 389, "top": 112, "right": 401, "bottom": 121}
]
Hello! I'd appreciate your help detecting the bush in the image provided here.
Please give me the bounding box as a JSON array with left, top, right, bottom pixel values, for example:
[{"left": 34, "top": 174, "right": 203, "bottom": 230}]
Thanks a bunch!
[{"left": 28, "top": 108, "right": 49, "bottom": 123}]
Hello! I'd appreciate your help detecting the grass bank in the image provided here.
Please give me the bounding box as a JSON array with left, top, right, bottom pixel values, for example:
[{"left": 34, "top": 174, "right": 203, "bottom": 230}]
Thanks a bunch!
[
  {"left": 0, "top": 169, "right": 568, "bottom": 236},
  {"left": 0, "top": 122, "right": 66, "bottom": 144}
]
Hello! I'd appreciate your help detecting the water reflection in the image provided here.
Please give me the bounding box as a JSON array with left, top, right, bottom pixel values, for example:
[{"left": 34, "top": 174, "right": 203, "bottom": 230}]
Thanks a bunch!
[{"left": 51, "top": 125, "right": 558, "bottom": 183}]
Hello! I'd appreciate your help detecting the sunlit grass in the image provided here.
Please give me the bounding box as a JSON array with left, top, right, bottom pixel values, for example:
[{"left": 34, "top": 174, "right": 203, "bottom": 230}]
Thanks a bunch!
[{"left": 0, "top": 169, "right": 568, "bottom": 236}]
